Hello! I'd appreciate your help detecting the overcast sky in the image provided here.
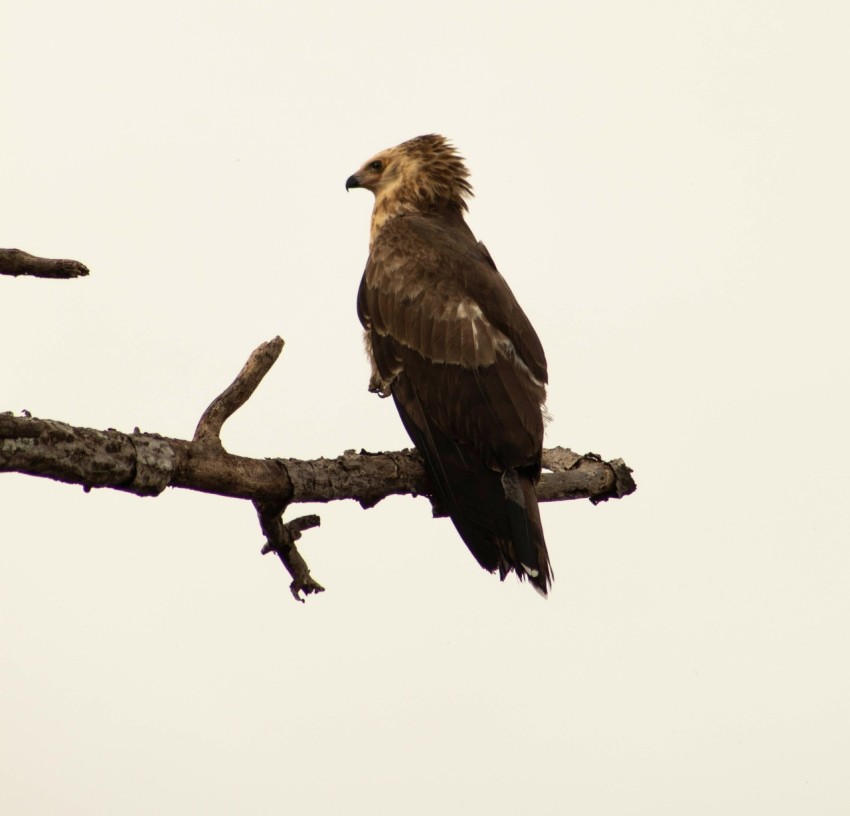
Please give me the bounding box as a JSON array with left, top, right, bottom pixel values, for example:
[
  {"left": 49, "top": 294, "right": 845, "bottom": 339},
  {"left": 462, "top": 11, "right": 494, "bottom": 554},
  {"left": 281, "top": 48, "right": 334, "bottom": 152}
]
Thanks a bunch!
[{"left": 2, "top": 2, "right": 848, "bottom": 814}]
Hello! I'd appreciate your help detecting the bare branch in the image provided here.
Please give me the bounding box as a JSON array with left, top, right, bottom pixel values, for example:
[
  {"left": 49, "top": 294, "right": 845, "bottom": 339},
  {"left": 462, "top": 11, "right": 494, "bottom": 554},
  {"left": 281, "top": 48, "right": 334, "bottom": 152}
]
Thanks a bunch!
[
  {"left": 0, "top": 248, "right": 89, "bottom": 279},
  {"left": 257, "top": 507, "right": 324, "bottom": 602},
  {"left": 0, "top": 412, "right": 634, "bottom": 509},
  {"left": 0, "top": 337, "right": 636, "bottom": 599},
  {"left": 540, "top": 448, "right": 636, "bottom": 504},
  {"left": 194, "top": 337, "right": 284, "bottom": 448}
]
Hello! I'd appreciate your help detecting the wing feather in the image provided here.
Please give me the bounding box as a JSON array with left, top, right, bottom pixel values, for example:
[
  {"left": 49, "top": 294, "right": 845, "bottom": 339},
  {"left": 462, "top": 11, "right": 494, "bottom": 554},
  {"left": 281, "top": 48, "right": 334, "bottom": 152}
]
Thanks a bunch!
[
  {"left": 362, "top": 212, "right": 547, "bottom": 380},
  {"left": 357, "top": 207, "right": 551, "bottom": 592}
]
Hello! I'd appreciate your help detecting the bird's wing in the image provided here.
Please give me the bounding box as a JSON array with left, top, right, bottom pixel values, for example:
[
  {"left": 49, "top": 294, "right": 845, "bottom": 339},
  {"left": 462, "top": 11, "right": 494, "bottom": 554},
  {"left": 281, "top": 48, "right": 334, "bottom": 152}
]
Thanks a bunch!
[
  {"left": 359, "top": 211, "right": 547, "bottom": 470},
  {"left": 359, "top": 211, "right": 551, "bottom": 591}
]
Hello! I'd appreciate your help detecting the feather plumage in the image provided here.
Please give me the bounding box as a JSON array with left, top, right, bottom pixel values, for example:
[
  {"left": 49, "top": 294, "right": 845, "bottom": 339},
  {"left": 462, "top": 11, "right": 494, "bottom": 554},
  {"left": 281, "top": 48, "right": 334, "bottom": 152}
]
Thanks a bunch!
[{"left": 348, "top": 135, "right": 552, "bottom": 594}]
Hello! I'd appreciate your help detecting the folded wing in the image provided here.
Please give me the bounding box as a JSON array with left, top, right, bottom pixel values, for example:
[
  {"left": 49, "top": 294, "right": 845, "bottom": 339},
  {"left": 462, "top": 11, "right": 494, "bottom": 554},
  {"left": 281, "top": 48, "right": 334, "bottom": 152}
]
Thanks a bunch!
[{"left": 358, "top": 211, "right": 552, "bottom": 592}]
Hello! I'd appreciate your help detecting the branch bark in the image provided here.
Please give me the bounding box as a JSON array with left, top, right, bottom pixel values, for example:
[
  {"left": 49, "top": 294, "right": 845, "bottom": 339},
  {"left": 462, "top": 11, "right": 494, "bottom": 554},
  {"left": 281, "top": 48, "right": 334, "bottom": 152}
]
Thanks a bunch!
[
  {"left": 193, "top": 337, "right": 283, "bottom": 448},
  {"left": 0, "top": 248, "right": 89, "bottom": 279},
  {"left": 1, "top": 337, "right": 636, "bottom": 599},
  {"left": 0, "top": 414, "right": 634, "bottom": 508}
]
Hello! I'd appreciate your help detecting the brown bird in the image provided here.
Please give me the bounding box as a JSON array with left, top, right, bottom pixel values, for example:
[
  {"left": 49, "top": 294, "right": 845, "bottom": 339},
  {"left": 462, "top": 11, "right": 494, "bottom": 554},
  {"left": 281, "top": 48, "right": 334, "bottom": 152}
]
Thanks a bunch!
[{"left": 346, "top": 134, "right": 552, "bottom": 594}]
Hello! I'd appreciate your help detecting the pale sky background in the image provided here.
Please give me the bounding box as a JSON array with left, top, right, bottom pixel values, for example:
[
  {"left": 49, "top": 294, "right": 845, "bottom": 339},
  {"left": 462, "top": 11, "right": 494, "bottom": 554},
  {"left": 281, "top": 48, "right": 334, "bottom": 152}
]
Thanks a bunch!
[{"left": 2, "top": 2, "right": 848, "bottom": 813}]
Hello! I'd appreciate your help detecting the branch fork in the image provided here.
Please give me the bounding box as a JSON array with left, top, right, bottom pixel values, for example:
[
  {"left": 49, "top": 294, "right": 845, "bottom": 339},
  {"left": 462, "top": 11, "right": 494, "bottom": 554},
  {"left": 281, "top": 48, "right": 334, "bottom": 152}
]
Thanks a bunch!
[
  {"left": 1, "top": 335, "right": 637, "bottom": 601},
  {"left": 190, "top": 337, "right": 325, "bottom": 596}
]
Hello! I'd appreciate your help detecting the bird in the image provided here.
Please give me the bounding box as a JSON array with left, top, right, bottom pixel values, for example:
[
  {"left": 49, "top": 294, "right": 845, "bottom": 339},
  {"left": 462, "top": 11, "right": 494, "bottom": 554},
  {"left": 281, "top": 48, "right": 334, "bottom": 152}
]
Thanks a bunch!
[{"left": 346, "top": 134, "right": 552, "bottom": 594}]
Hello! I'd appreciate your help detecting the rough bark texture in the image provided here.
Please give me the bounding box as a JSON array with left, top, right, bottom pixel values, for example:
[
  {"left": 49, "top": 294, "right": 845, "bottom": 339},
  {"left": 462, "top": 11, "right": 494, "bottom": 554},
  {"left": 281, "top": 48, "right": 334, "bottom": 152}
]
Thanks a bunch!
[
  {"left": 193, "top": 337, "right": 284, "bottom": 448},
  {"left": 257, "top": 509, "right": 324, "bottom": 601},
  {"left": 0, "top": 248, "right": 89, "bottom": 279},
  {"left": 0, "top": 413, "right": 634, "bottom": 508},
  {"left": 1, "top": 336, "right": 636, "bottom": 599}
]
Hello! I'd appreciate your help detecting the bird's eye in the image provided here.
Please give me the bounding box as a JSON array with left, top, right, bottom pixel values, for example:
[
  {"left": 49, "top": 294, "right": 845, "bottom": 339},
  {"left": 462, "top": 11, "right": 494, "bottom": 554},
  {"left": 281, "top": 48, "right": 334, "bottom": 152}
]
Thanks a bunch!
[{"left": 369, "top": 160, "right": 384, "bottom": 171}]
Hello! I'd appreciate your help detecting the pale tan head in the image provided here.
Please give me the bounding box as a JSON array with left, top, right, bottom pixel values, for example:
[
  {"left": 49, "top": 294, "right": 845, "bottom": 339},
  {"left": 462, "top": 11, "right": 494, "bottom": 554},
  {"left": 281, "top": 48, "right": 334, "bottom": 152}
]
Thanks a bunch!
[{"left": 346, "top": 135, "right": 473, "bottom": 242}]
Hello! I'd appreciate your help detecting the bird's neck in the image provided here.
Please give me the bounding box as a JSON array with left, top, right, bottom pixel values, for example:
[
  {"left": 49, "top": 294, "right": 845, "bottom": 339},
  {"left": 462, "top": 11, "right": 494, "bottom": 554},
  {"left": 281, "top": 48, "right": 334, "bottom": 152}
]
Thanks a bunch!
[
  {"left": 369, "top": 194, "right": 465, "bottom": 248},
  {"left": 369, "top": 195, "right": 418, "bottom": 247}
]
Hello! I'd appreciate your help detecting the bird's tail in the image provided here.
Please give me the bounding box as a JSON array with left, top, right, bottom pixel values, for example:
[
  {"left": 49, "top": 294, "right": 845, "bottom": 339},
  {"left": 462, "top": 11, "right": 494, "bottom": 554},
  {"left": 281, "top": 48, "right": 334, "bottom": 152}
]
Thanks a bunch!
[
  {"left": 394, "top": 392, "right": 552, "bottom": 594},
  {"left": 502, "top": 469, "right": 552, "bottom": 596},
  {"left": 446, "top": 465, "right": 552, "bottom": 596}
]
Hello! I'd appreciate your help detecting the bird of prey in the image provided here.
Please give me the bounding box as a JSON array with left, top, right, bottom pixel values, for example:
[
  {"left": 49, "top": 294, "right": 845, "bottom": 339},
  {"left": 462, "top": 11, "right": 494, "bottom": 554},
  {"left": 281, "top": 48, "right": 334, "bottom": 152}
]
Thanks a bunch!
[{"left": 346, "top": 134, "right": 552, "bottom": 594}]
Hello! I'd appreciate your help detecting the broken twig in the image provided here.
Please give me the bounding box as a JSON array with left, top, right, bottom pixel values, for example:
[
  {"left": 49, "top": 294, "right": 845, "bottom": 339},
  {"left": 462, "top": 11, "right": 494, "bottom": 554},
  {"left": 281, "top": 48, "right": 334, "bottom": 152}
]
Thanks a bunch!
[{"left": 0, "top": 248, "right": 89, "bottom": 279}]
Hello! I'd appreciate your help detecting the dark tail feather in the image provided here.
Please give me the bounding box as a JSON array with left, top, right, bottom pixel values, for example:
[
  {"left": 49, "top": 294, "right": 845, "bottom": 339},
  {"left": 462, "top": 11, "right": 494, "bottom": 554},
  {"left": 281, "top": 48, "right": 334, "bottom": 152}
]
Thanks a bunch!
[
  {"left": 507, "top": 471, "right": 551, "bottom": 596},
  {"left": 393, "top": 391, "right": 552, "bottom": 594}
]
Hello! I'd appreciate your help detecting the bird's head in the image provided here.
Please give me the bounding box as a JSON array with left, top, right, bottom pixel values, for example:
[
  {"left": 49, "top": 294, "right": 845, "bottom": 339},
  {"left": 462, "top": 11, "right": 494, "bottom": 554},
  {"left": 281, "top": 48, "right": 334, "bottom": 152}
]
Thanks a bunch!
[
  {"left": 345, "top": 152, "right": 393, "bottom": 195},
  {"left": 346, "top": 134, "right": 472, "bottom": 215}
]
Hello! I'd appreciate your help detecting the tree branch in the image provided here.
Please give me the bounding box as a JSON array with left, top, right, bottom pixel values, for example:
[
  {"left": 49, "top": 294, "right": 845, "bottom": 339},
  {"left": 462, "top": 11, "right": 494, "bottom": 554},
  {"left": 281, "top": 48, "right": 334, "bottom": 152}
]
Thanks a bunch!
[
  {"left": 0, "top": 414, "right": 634, "bottom": 508},
  {"left": 257, "top": 508, "right": 324, "bottom": 602},
  {"left": 193, "top": 337, "right": 284, "bottom": 448},
  {"left": 0, "top": 248, "right": 89, "bottom": 279},
  {"left": 0, "top": 337, "right": 636, "bottom": 599}
]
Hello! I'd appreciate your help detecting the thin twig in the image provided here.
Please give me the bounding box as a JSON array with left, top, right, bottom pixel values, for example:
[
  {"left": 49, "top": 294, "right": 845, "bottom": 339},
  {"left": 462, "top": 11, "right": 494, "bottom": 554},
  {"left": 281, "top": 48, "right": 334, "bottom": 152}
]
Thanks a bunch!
[
  {"left": 256, "top": 506, "right": 324, "bottom": 602},
  {"left": 193, "top": 337, "right": 284, "bottom": 447}
]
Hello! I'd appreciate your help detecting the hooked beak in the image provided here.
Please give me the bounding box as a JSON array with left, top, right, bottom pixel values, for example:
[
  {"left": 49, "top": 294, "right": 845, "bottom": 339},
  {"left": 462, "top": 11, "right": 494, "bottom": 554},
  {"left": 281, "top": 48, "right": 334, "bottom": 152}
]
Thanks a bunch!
[{"left": 345, "top": 174, "right": 361, "bottom": 192}]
